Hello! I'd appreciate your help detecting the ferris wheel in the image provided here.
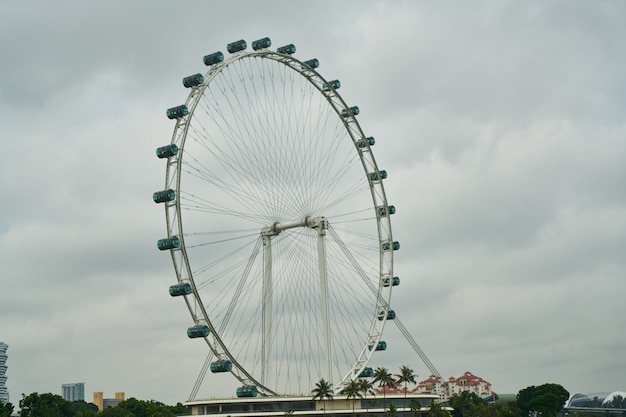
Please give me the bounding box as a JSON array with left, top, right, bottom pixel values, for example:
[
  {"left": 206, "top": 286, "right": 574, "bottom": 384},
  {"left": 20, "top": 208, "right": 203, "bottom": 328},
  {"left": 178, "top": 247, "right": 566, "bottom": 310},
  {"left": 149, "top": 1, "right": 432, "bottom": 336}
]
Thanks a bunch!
[{"left": 154, "top": 37, "right": 400, "bottom": 397}]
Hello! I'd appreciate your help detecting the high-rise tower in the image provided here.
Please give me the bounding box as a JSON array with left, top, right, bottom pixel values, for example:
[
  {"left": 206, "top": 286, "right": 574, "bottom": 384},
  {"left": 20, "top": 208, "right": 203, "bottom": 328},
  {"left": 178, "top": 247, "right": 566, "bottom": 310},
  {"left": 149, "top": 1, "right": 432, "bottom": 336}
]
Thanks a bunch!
[
  {"left": 0, "top": 342, "right": 8, "bottom": 404},
  {"left": 62, "top": 383, "right": 85, "bottom": 402}
]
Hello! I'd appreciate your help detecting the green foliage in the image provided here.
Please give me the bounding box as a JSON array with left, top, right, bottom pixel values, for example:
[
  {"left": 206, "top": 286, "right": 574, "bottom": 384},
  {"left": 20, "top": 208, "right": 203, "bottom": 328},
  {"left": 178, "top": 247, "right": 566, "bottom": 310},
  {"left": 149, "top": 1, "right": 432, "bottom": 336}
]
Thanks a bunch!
[
  {"left": 373, "top": 367, "right": 396, "bottom": 398},
  {"left": 341, "top": 379, "right": 363, "bottom": 415},
  {"left": 19, "top": 392, "right": 74, "bottom": 417},
  {"left": 69, "top": 400, "right": 99, "bottom": 416},
  {"left": 312, "top": 379, "right": 334, "bottom": 414},
  {"left": 312, "top": 378, "right": 334, "bottom": 401},
  {"left": 15, "top": 392, "right": 189, "bottom": 417},
  {"left": 385, "top": 403, "right": 398, "bottom": 417},
  {"left": 516, "top": 384, "right": 569, "bottom": 417},
  {"left": 0, "top": 400, "right": 15, "bottom": 417},
  {"left": 448, "top": 391, "right": 486, "bottom": 417},
  {"left": 428, "top": 401, "right": 451, "bottom": 417}
]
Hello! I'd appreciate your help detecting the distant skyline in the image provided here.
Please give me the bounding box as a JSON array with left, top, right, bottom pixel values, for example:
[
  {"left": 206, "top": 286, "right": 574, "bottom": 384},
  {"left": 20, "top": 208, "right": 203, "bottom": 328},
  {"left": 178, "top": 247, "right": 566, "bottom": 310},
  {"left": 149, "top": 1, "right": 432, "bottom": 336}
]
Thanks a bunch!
[{"left": 1, "top": 0, "right": 625, "bottom": 406}]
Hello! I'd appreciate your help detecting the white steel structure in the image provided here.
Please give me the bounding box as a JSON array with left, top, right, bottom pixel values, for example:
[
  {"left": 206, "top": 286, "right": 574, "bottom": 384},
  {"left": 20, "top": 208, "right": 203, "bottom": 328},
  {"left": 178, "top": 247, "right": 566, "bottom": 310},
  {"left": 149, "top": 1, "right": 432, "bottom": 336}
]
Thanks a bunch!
[{"left": 155, "top": 38, "right": 398, "bottom": 397}]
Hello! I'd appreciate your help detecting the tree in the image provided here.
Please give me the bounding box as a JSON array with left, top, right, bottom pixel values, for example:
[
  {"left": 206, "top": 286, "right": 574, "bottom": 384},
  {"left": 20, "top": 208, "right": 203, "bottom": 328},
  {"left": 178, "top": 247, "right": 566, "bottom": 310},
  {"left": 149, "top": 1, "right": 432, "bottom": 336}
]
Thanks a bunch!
[
  {"left": 0, "top": 401, "right": 14, "bottom": 417},
  {"left": 409, "top": 399, "right": 421, "bottom": 417},
  {"left": 69, "top": 400, "right": 99, "bottom": 417},
  {"left": 386, "top": 403, "right": 398, "bottom": 417},
  {"left": 428, "top": 401, "right": 451, "bottom": 417},
  {"left": 342, "top": 379, "right": 363, "bottom": 416},
  {"left": 19, "top": 392, "right": 74, "bottom": 417},
  {"left": 312, "top": 378, "right": 334, "bottom": 414},
  {"left": 396, "top": 366, "right": 417, "bottom": 400},
  {"left": 373, "top": 367, "right": 396, "bottom": 404},
  {"left": 358, "top": 378, "right": 374, "bottom": 412},
  {"left": 447, "top": 391, "right": 485, "bottom": 417},
  {"left": 516, "top": 384, "right": 569, "bottom": 417}
]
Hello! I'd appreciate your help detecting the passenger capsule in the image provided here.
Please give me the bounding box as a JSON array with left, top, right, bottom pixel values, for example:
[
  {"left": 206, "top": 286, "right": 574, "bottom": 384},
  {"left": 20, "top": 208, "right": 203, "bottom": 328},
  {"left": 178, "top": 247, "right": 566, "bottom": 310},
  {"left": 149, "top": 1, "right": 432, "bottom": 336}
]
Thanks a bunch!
[
  {"left": 368, "top": 170, "right": 388, "bottom": 181},
  {"left": 210, "top": 360, "right": 233, "bottom": 373},
  {"left": 157, "top": 236, "right": 180, "bottom": 251},
  {"left": 341, "top": 106, "right": 360, "bottom": 118},
  {"left": 182, "top": 73, "right": 204, "bottom": 88},
  {"left": 203, "top": 51, "right": 224, "bottom": 66},
  {"left": 322, "top": 80, "right": 341, "bottom": 91},
  {"left": 166, "top": 105, "right": 189, "bottom": 120},
  {"left": 382, "top": 276, "right": 400, "bottom": 287},
  {"left": 356, "top": 137, "right": 375, "bottom": 148},
  {"left": 153, "top": 189, "right": 176, "bottom": 203},
  {"left": 227, "top": 39, "right": 247, "bottom": 54},
  {"left": 303, "top": 58, "right": 319, "bottom": 69},
  {"left": 368, "top": 341, "right": 387, "bottom": 351},
  {"left": 252, "top": 37, "right": 271, "bottom": 50},
  {"left": 277, "top": 44, "right": 296, "bottom": 55},
  {"left": 236, "top": 386, "right": 258, "bottom": 398},
  {"left": 377, "top": 205, "right": 396, "bottom": 217},
  {"left": 359, "top": 367, "right": 374, "bottom": 378},
  {"left": 156, "top": 144, "right": 178, "bottom": 159},
  {"left": 187, "top": 324, "right": 210, "bottom": 338},
  {"left": 378, "top": 310, "right": 396, "bottom": 321},
  {"left": 169, "top": 282, "right": 192, "bottom": 297},
  {"left": 381, "top": 241, "right": 400, "bottom": 251}
]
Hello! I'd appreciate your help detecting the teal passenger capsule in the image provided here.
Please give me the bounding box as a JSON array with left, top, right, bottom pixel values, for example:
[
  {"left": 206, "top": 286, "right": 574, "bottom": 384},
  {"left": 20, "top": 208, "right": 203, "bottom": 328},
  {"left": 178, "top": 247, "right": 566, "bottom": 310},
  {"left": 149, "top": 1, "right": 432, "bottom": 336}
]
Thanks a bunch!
[
  {"left": 227, "top": 39, "right": 247, "bottom": 53},
  {"left": 356, "top": 137, "right": 375, "bottom": 148},
  {"left": 303, "top": 58, "right": 319, "bottom": 69},
  {"left": 183, "top": 73, "right": 204, "bottom": 88},
  {"left": 341, "top": 106, "right": 360, "bottom": 118},
  {"left": 156, "top": 144, "right": 178, "bottom": 159},
  {"left": 359, "top": 367, "right": 374, "bottom": 378},
  {"left": 368, "top": 170, "right": 387, "bottom": 181},
  {"left": 252, "top": 37, "right": 271, "bottom": 50},
  {"left": 322, "top": 80, "right": 341, "bottom": 91},
  {"left": 166, "top": 105, "right": 188, "bottom": 120},
  {"left": 277, "top": 44, "right": 296, "bottom": 55},
  {"left": 377, "top": 205, "right": 396, "bottom": 216},
  {"left": 153, "top": 189, "right": 176, "bottom": 203},
  {"left": 210, "top": 360, "right": 233, "bottom": 373},
  {"left": 236, "top": 386, "right": 258, "bottom": 398},
  {"left": 157, "top": 236, "right": 180, "bottom": 250},
  {"left": 368, "top": 341, "right": 387, "bottom": 351},
  {"left": 169, "top": 282, "right": 192, "bottom": 297},
  {"left": 187, "top": 324, "right": 210, "bottom": 338},
  {"left": 378, "top": 310, "right": 396, "bottom": 321},
  {"left": 381, "top": 241, "right": 400, "bottom": 251},
  {"left": 203, "top": 51, "right": 224, "bottom": 66},
  {"left": 382, "top": 276, "right": 400, "bottom": 287}
]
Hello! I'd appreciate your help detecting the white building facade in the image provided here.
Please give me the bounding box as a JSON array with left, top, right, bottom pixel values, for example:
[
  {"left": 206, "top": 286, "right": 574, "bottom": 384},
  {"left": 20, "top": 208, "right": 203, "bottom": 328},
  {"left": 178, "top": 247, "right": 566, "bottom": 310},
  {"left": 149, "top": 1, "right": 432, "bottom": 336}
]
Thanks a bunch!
[{"left": 0, "top": 342, "right": 8, "bottom": 404}]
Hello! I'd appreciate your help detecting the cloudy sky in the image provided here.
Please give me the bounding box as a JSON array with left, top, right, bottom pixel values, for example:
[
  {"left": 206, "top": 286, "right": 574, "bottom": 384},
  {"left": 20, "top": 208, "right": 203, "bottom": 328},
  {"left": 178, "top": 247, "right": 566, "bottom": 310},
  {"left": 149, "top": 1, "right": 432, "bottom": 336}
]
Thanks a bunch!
[{"left": 1, "top": 0, "right": 625, "bottom": 407}]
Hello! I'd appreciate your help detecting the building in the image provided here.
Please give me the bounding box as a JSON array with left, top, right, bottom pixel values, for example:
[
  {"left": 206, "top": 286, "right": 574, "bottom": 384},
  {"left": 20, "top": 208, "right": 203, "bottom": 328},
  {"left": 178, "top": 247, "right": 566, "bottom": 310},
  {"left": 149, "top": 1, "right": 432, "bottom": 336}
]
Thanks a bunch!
[
  {"left": 93, "top": 391, "right": 125, "bottom": 411},
  {"left": 411, "top": 371, "right": 494, "bottom": 401},
  {"left": 185, "top": 392, "right": 444, "bottom": 417},
  {"left": 0, "top": 342, "right": 8, "bottom": 404},
  {"left": 62, "top": 383, "right": 85, "bottom": 402},
  {"left": 442, "top": 371, "right": 493, "bottom": 399}
]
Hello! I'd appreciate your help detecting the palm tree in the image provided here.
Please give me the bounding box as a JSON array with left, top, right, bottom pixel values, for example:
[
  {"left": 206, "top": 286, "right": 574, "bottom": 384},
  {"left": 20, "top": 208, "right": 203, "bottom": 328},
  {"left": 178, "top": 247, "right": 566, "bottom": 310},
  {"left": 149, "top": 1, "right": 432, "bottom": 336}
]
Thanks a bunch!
[
  {"left": 358, "top": 378, "right": 374, "bottom": 412},
  {"left": 409, "top": 399, "right": 421, "bottom": 417},
  {"left": 396, "top": 365, "right": 417, "bottom": 402},
  {"left": 373, "top": 367, "right": 396, "bottom": 406},
  {"left": 342, "top": 379, "right": 363, "bottom": 416},
  {"left": 385, "top": 403, "right": 398, "bottom": 417},
  {"left": 312, "top": 378, "right": 334, "bottom": 414}
]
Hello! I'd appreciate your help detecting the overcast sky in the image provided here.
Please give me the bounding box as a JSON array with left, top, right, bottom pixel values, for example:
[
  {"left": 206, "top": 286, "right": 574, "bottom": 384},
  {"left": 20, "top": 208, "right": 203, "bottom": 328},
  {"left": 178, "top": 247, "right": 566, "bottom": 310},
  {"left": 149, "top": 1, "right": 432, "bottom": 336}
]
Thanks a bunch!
[{"left": 1, "top": 0, "right": 625, "bottom": 407}]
